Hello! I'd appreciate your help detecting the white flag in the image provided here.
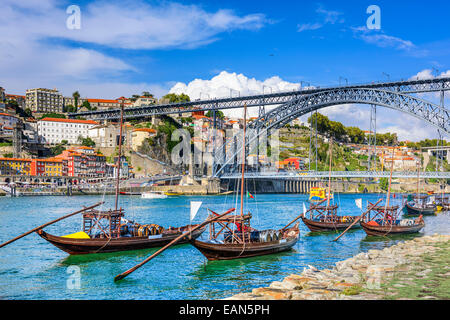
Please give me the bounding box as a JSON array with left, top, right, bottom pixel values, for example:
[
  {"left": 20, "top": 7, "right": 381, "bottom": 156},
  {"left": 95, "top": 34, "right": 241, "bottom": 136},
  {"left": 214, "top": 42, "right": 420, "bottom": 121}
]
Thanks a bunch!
[
  {"left": 190, "top": 201, "right": 202, "bottom": 221},
  {"left": 355, "top": 198, "right": 362, "bottom": 210},
  {"left": 303, "top": 203, "right": 307, "bottom": 215}
]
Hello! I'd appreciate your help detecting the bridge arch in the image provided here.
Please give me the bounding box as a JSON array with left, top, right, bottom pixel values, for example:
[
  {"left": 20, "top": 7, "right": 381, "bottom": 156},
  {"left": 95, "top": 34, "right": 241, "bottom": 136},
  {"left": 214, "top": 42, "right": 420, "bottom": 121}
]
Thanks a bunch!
[{"left": 213, "top": 88, "right": 449, "bottom": 177}]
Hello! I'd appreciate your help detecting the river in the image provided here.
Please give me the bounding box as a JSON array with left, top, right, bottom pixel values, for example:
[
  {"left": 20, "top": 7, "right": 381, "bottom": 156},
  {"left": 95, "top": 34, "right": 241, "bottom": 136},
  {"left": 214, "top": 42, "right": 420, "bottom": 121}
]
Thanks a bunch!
[{"left": 0, "top": 193, "right": 448, "bottom": 299}]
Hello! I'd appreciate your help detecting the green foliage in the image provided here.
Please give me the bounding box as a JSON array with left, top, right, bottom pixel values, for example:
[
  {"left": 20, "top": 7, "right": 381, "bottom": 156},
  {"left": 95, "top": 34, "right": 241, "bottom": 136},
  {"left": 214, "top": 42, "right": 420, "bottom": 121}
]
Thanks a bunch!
[
  {"left": 206, "top": 110, "right": 225, "bottom": 119},
  {"left": 50, "top": 145, "right": 65, "bottom": 156},
  {"left": 141, "top": 91, "right": 154, "bottom": 97},
  {"left": 0, "top": 141, "right": 13, "bottom": 147},
  {"left": 40, "top": 113, "right": 66, "bottom": 119},
  {"left": 72, "top": 91, "right": 80, "bottom": 110},
  {"left": 24, "top": 108, "right": 33, "bottom": 117},
  {"left": 3, "top": 153, "right": 13, "bottom": 158},
  {"left": 346, "top": 126, "right": 365, "bottom": 144},
  {"left": 379, "top": 177, "right": 389, "bottom": 191},
  {"left": 77, "top": 136, "right": 95, "bottom": 147},
  {"left": 163, "top": 93, "right": 190, "bottom": 103}
]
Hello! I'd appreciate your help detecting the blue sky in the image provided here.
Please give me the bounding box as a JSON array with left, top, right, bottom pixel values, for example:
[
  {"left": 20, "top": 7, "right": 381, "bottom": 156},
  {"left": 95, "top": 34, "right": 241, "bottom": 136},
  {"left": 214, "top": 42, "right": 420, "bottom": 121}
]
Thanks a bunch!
[{"left": 1, "top": 0, "right": 449, "bottom": 140}]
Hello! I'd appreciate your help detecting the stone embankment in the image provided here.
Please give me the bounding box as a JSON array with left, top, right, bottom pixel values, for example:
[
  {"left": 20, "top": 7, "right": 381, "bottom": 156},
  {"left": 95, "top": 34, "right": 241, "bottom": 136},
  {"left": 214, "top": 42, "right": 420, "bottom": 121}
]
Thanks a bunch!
[{"left": 226, "top": 234, "right": 450, "bottom": 300}]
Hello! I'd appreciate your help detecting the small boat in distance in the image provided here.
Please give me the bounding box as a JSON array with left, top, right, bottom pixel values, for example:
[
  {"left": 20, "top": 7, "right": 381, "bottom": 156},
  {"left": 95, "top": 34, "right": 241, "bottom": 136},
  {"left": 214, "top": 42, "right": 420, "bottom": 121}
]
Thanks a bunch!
[
  {"left": 402, "top": 194, "right": 436, "bottom": 216},
  {"left": 301, "top": 138, "right": 359, "bottom": 232},
  {"left": 141, "top": 191, "right": 168, "bottom": 199},
  {"left": 402, "top": 164, "right": 436, "bottom": 216},
  {"left": 361, "top": 147, "right": 425, "bottom": 237}
]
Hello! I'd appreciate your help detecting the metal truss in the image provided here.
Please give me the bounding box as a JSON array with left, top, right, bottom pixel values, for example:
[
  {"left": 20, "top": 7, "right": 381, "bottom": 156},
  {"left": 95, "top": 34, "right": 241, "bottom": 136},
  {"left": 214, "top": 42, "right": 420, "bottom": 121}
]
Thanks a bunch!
[
  {"left": 220, "top": 171, "right": 450, "bottom": 179},
  {"left": 70, "top": 77, "right": 450, "bottom": 121},
  {"left": 212, "top": 88, "right": 449, "bottom": 177}
]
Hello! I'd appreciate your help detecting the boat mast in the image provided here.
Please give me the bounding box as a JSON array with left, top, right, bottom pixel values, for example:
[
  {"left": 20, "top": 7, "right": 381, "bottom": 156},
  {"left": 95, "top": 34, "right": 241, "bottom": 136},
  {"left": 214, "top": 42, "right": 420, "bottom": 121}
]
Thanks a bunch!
[
  {"left": 115, "top": 103, "right": 125, "bottom": 211},
  {"left": 240, "top": 104, "right": 247, "bottom": 217},
  {"left": 239, "top": 104, "right": 248, "bottom": 243},
  {"left": 327, "top": 137, "right": 333, "bottom": 208},
  {"left": 386, "top": 147, "right": 395, "bottom": 209}
]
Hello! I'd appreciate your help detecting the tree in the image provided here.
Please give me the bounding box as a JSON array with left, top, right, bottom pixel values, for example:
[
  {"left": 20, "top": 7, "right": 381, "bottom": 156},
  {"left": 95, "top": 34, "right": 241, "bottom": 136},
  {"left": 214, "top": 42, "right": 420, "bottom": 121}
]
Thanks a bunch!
[
  {"left": 72, "top": 91, "right": 80, "bottom": 112},
  {"left": 77, "top": 136, "right": 95, "bottom": 147},
  {"left": 130, "top": 94, "right": 141, "bottom": 102},
  {"left": 206, "top": 110, "right": 225, "bottom": 119},
  {"left": 24, "top": 108, "right": 33, "bottom": 117},
  {"left": 141, "top": 91, "right": 154, "bottom": 97},
  {"left": 81, "top": 100, "right": 92, "bottom": 110},
  {"left": 346, "top": 126, "right": 365, "bottom": 144},
  {"left": 163, "top": 93, "right": 190, "bottom": 103},
  {"left": 379, "top": 177, "right": 389, "bottom": 191},
  {"left": 307, "top": 112, "right": 330, "bottom": 134},
  {"left": 40, "top": 113, "right": 66, "bottom": 119}
]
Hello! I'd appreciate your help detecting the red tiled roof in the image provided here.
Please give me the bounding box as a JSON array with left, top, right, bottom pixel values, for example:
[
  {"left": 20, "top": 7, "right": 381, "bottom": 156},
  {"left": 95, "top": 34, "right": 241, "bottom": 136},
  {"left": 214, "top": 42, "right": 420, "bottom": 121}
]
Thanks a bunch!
[{"left": 39, "top": 118, "right": 98, "bottom": 125}]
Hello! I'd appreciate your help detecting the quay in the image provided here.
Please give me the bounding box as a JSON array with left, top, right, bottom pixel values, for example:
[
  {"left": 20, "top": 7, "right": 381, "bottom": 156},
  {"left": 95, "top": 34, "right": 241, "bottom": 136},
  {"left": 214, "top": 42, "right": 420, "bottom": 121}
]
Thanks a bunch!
[{"left": 226, "top": 234, "right": 450, "bottom": 300}]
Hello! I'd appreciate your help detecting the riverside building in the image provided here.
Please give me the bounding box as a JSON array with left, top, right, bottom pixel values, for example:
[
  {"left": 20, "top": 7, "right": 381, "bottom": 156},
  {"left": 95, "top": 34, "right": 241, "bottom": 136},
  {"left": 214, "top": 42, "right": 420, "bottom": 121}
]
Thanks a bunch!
[{"left": 37, "top": 117, "right": 99, "bottom": 145}]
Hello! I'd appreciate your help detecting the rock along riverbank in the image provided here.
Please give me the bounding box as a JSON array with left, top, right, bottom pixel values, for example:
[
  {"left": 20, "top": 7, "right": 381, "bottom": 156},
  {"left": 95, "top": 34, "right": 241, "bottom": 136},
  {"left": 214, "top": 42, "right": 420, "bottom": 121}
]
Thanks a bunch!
[{"left": 226, "top": 234, "right": 450, "bottom": 300}]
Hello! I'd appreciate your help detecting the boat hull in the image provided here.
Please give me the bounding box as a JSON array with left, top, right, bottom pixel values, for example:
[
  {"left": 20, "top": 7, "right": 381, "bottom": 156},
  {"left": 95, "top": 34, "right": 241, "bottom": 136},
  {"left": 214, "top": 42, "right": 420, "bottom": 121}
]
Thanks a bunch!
[
  {"left": 360, "top": 221, "right": 424, "bottom": 237},
  {"left": 403, "top": 203, "right": 436, "bottom": 216},
  {"left": 37, "top": 225, "right": 206, "bottom": 255},
  {"left": 301, "top": 216, "right": 360, "bottom": 232},
  {"left": 190, "top": 227, "right": 299, "bottom": 261}
]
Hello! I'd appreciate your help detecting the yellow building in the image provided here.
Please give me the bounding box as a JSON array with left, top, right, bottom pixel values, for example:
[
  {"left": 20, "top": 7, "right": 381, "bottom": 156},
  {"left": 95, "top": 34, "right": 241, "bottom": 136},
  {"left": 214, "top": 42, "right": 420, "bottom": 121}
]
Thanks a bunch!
[
  {"left": 0, "top": 158, "right": 31, "bottom": 175},
  {"left": 131, "top": 128, "right": 157, "bottom": 151},
  {"left": 42, "top": 158, "right": 63, "bottom": 176}
]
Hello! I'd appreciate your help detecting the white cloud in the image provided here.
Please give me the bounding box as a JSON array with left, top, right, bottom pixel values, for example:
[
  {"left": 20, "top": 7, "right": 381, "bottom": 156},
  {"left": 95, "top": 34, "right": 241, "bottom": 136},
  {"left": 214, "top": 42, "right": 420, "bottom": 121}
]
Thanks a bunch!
[
  {"left": 297, "top": 5, "right": 344, "bottom": 33},
  {"left": 169, "top": 71, "right": 301, "bottom": 117},
  {"left": 0, "top": 0, "right": 268, "bottom": 97},
  {"left": 168, "top": 70, "right": 446, "bottom": 141},
  {"left": 351, "top": 27, "right": 425, "bottom": 56}
]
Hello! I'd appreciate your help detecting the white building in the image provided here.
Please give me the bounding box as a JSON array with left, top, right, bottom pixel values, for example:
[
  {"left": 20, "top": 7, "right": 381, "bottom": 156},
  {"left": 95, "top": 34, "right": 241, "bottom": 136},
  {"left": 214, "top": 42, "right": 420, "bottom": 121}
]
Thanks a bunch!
[
  {"left": 133, "top": 96, "right": 157, "bottom": 107},
  {"left": 37, "top": 117, "right": 99, "bottom": 144},
  {"left": 88, "top": 124, "right": 119, "bottom": 148}
]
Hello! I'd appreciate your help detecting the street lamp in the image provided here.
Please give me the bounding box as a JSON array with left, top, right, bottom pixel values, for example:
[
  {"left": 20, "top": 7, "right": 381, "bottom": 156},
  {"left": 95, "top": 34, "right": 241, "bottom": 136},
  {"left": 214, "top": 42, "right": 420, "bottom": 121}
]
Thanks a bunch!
[
  {"left": 339, "top": 77, "right": 348, "bottom": 86},
  {"left": 262, "top": 85, "right": 273, "bottom": 94}
]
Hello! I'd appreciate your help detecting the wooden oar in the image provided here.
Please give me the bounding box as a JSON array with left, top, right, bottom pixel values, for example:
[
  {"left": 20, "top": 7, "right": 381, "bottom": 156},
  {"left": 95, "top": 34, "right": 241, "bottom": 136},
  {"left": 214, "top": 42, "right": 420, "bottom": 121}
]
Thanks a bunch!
[
  {"left": 114, "top": 207, "right": 236, "bottom": 282},
  {"left": 332, "top": 199, "right": 382, "bottom": 242},
  {"left": 0, "top": 201, "right": 104, "bottom": 249},
  {"left": 280, "top": 198, "right": 328, "bottom": 231}
]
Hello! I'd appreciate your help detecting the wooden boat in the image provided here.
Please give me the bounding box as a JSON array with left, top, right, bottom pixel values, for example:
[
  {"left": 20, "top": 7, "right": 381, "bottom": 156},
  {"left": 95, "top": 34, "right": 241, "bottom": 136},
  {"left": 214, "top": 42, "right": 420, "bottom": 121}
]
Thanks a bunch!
[
  {"left": 301, "top": 138, "right": 359, "bottom": 232},
  {"left": 37, "top": 223, "right": 205, "bottom": 255},
  {"left": 301, "top": 205, "right": 360, "bottom": 232},
  {"left": 361, "top": 148, "right": 425, "bottom": 237},
  {"left": 36, "top": 104, "right": 205, "bottom": 255},
  {"left": 403, "top": 200, "right": 436, "bottom": 216},
  {"left": 361, "top": 204, "right": 424, "bottom": 236},
  {"left": 119, "top": 191, "right": 141, "bottom": 196},
  {"left": 190, "top": 104, "right": 300, "bottom": 261},
  {"left": 164, "top": 192, "right": 183, "bottom": 196},
  {"left": 141, "top": 191, "right": 168, "bottom": 199}
]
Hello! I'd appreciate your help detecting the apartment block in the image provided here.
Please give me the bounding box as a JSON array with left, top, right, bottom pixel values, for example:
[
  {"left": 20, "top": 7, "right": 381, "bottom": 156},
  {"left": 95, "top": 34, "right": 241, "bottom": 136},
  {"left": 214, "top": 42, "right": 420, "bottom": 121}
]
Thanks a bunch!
[
  {"left": 37, "top": 117, "right": 99, "bottom": 144},
  {"left": 26, "top": 88, "right": 63, "bottom": 113}
]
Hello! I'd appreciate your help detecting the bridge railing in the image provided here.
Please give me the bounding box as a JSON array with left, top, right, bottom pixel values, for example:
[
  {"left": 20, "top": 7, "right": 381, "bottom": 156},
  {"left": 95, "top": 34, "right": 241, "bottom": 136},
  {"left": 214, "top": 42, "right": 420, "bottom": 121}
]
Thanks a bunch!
[{"left": 220, "top": 171, "right": 450, "bottom": 179}]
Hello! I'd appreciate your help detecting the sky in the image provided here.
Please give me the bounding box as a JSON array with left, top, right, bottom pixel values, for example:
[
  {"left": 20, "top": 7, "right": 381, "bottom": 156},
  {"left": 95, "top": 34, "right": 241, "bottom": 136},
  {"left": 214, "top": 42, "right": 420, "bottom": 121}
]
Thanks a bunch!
[{"left": 1, "top": 0, "right": 449, "bottom": 141}]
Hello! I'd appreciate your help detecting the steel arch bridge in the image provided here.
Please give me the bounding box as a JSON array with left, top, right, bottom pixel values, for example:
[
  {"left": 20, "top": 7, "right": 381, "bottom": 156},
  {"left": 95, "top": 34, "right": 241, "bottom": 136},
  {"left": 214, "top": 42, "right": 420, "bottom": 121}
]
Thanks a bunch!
[
  {"left": 212, "top": 87, "right": 449, "bottom": 177},
  {"left": 70, "top": 77, "right": 450, "bottom": 121}
]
